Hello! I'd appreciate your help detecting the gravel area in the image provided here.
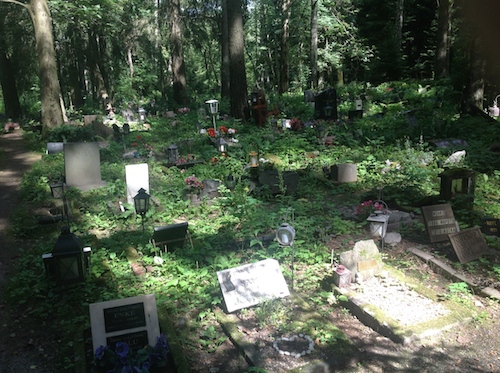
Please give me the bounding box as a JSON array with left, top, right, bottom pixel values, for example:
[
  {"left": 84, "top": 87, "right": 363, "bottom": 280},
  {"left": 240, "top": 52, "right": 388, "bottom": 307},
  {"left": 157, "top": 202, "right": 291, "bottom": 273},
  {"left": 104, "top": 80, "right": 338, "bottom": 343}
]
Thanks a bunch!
[{"left": 352, "top": 272, "right": 450, "bottom": 326}]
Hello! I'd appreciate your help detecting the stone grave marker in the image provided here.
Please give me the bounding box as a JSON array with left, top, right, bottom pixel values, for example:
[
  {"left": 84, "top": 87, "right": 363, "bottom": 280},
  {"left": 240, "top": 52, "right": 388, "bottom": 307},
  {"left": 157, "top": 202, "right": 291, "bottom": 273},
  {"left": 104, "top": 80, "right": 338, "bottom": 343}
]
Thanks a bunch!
[
  {"left": 482, "top": 218, "right": 500, "bottom": 236},
  {"left": 421, "top": 203, "right": 459, "bottom": 243},
  {"left": 448, "top": 227, "right": 489, "bottom": 264},
  {"left": 339, "top": 239, "right": 383, "bottom": 283},
  {"left": 217, "top": 258, "right": 290, "bottom": 313},
  {"left": 125, "top": 163, "right": 150, "bottom": 204},
  {"left": 47, "top": 142, "right": 64, "bottom": 155},
  {"left": 89, "top": 294, "right": 160, "bottom": 352},
  {"left": 64, "top": 142, "right": 106, "bottom": 191}
]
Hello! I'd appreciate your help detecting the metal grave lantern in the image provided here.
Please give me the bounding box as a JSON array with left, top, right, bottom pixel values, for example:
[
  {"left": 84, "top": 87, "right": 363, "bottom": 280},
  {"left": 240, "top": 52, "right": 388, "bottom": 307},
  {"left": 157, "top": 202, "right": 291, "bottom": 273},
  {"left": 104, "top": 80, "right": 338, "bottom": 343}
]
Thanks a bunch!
[
  {"left": 138, "top": 108, "right": 146, "bottom": 122},
  {"left": 50, "top": 182, "right": 64, "bottom": 199},
  {"left": 205, "top": 99, "right": 219, "bottom": 132},
  {"left": 249, "top": 151, "right": 259, "bottom": 167},
  {"left": 49, "top": 226, "right": 90, "bottom": 284},
  {"left": 276, "top": 223, "right": 295, "bottom": 246},
  {"left": 216, "top": 137, "right": 228, "bottom": 153},
  {"left": 226, "top": 174, "right": 236, "bottom": 191},
  {"left": 123, "top": 123, "right": 130, "bottom": 135},
  {"left": 167, "top": 142, "right": 179, "bottom": 165},
  {"left": 134, "top": 187, "right": 151, "bottom": 233},
  {"left": 366, "top": 202, "right": 389, "bottom": 249},
  {"left": 316, "top": 124, "right": 327, "bottom": 140},
  {"left": 489, "top": 95, "right": 500, "bottom": 117},
  {"left": 276, "top": 208, "right": 296, "bottom": 290}
]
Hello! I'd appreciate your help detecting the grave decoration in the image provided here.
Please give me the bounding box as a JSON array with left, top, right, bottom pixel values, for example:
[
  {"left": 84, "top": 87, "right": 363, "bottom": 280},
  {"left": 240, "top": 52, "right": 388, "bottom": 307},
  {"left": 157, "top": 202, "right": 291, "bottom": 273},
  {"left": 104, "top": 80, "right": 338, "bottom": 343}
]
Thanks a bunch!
[
  {"left": 439, "top": 168, "right": 475, "bottom": 207},
  {"left": 448, "top": 227, "right": 490, "bottom": 264},
  {"left": 133, "top": 188, "right": 150, "bottom": 233},
  {"left": 366, "top": 200, "right": 390, "bottom": 250},
  {"left": 251, "top": 88, "right": 268, "bottom": 127},
  {"left": 217, "top": 258, "right": 290, "bottom": 313},
  {"left": 42, "top": 226, "right": 91, "bottom": 284},
  {"left": 421, "top": 203, "right": 459, "bottom": 243},
  {"left": 314, "top": 88, "right": 338, "bottom": 121}
]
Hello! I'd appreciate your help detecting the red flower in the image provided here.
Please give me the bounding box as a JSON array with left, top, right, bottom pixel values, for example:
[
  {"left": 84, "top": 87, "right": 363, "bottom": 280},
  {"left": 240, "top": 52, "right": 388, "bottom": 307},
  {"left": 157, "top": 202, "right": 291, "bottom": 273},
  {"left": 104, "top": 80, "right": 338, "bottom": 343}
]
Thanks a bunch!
[
  {"left": 219, "top": 125, "right": 228, "bottom": 134},
  {"left": 136, "top": 135, "right": 142, "bottom": 140},
  {"left": 132, "top": 142, "right": 138, "bottom": 147},
  {"left": 207, "top": 128, "right": 216, "bottom": 137}
]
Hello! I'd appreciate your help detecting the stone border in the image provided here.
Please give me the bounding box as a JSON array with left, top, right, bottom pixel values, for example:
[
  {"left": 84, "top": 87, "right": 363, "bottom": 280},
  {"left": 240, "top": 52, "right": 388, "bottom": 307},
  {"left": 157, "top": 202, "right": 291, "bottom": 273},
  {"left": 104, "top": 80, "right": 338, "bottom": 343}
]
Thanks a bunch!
[
  {"left": 407, "top": 246, "right": 500, "bottom": 301},
  {"left": 273, "top": 334, "right": 314, "bottom": 358}
]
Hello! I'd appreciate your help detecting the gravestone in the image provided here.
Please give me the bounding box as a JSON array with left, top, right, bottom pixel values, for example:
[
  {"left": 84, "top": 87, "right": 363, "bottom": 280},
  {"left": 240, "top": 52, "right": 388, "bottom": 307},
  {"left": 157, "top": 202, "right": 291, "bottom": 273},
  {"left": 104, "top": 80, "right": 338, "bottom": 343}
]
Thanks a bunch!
[
  {"left": 125, "top": 163, "right": 150, "bottom": 204},
  {"left": 89, "top": 294, "right": 160, "bottom": 352},
  {"left": 448, "top": 227, "right": 489, "bottom": 264},
  {"left": 314, "top": 88, "right": 338, "bottom": 121},
  {"left": 64, "top": 142, "right": 106, "bottom": 191},
  {"left": 339, "top": 239, "right": 382, "bottom": 283},
  {"left": 330, "top": 163, "right": 357, "bottom": 183},
  {"left": 482, "top": 218, "right": 500, "bottom": 236},
  {"left": 421, "top": 203, "right": 459, "bottom": 243},
  {"left": 217, "top": 258, "right": 290, "bottom": 313},
  {"left": 84, "top": 115, "right": 99, "bottom": 126},
  {"left": 258, "top": 170, "right": 298, "bottom": 195},
  {"left": 47, "top": 142, "right": 64, "bottom": 155},
  {"left": 439, "top": 168, "right": 475, "bottom": 206}
]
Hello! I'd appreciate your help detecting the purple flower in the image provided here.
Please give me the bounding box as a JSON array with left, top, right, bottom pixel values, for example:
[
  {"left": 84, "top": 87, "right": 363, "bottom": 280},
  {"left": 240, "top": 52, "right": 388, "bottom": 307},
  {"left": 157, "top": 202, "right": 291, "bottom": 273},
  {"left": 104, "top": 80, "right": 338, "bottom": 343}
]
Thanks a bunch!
[
  {"left": 155, "top": 334, "right": 168, "bottom": 349},
  {"left": 95, "top": 345, "right": 108, "bottom": 360},
  {"left": 115, "top": 342, "right": 130, "bottom": 359}
]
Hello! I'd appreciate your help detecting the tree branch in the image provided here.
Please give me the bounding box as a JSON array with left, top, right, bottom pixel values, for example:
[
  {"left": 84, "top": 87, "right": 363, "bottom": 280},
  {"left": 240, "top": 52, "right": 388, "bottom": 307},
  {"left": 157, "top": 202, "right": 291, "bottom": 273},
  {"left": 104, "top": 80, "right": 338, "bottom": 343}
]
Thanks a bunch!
[{"left": 0, "top": 0, "right": 29, "bottom": 9}]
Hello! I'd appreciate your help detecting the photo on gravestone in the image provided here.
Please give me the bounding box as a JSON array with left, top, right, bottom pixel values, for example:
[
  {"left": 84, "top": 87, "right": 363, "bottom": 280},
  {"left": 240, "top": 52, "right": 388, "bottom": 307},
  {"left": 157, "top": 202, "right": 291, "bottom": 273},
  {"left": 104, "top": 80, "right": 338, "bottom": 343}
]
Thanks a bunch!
[
  {"left": 421, "top": 203, "right": 459, "bottom": 243},
  {"left": 217, "top": 258, "right": 290, "bottom": 313},
  {"left": 448, "top": 227, "right": 489, "bottom": 264}
]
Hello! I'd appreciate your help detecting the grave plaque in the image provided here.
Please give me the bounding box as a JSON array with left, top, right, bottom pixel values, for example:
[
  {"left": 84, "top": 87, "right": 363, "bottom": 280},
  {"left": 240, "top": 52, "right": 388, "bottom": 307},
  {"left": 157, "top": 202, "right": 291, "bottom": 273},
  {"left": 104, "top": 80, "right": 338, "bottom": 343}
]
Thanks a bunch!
[
  {"left": 481, "top": 218, "right": 500, "bottom": 236},
  {"left": 64, "top": 142, "right": 106, "bottom": 191},
  {"left": 217, "top": 258, "right": 290, "bottom": 313},
  {"left": 448, "top": 227, "right": 489, "bottom": 264},
  {"left": 421, "top": 204, "right": 458, "bottom": 243},
  {"left": 89, "top": 294, "right": 160, "bottom": 352},
  {"left": 125, "top": 163, "right": 150, "bottom": 204},
  {"left": 104, "top": 302, "right": 146, "bottom": 333}
]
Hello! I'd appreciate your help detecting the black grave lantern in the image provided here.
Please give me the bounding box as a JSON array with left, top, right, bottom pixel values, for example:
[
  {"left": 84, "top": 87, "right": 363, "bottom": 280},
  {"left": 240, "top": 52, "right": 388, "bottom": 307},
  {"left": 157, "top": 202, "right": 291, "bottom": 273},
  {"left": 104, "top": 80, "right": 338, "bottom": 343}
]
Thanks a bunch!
[
  {"left": 123, "top": 123, "right": 130, "bottom": 135},
  {"left": 167, "top": 143, "right": 179, "bottom": 165},
  {"left": 51, "top": 226, "right": 88, "bottom": 284},
  {"left": 134, "top": 188, "right": 150, "bottom": 216},
  {"left": 323, "top": 105, "right": 333, "bottom": 118},
  {"left": 316, "top": 124, "right": 327, "bottom": 140}
]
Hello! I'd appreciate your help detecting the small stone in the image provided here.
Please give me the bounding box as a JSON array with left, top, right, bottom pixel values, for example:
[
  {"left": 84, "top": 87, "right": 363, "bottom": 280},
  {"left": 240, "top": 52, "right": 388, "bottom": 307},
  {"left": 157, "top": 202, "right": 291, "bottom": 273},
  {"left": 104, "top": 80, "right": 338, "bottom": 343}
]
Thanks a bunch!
[
  {"left": 279, "top": 350, "right": 285, "bottom": 355},
  {"left": 284, "top": 351, "right": 290, "bottom": 356}
]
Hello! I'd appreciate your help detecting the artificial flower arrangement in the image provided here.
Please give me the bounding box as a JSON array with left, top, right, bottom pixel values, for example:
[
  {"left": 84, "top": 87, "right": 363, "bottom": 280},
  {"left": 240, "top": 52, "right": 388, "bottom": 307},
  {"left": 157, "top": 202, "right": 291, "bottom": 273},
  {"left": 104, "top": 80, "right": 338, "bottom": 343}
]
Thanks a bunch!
[
  {"left": 131, "top": 135, "right": 154, "bottom": 158},
  {"left": 289, "top": 117, "right": 303, "bottom": 131},
  {"left": 177, "top": 107, "right": 190, "bottom": 114},
  {"left": 184, "top": 175, "right": 203, "bottom": 192},
  {"left": 356, "top": 200, "right": 385, "bottom": 219},
  {"left": 93, "top": 334, "right": 170, "bottom": 373}
]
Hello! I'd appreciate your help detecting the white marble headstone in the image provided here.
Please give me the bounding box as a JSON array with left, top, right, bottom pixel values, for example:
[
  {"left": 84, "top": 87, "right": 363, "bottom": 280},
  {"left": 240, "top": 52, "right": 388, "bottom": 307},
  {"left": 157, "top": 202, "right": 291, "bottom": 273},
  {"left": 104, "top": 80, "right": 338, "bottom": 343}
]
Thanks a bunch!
[{"left": 125, "top": 163, "right": 150, "bottom": 204}]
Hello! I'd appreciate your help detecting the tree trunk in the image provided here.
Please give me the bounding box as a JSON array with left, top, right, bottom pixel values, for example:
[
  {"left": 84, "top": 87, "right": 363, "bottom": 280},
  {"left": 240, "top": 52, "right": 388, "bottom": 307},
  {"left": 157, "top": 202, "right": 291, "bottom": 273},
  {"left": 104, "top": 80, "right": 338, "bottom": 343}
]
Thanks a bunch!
[
  {"left": 0, "top": 14, "right": 22, "bottom": 120},
  {"left": 467, "top": 37, "right": 485, "bottom": 110},
  {"left": 28, "top": 0, "right": 64, "bottom": 133},
  {"left": 168, "top": 0, "right": 188, "bottom": 105},
  {"left": 309, "top": 0, "right": 318, "bottom": 90},
  {"left": 227, "top": 0, "right": 248, "bottom": 120},
  {"left": 435, "top": 0, "right": 451, "bottom": 78},
  {"left": 395, "top": 0, "right": 404, "bottom": 52},
  {"left": 88, "top": 27, "right": 108, "bottom": 109},
  {"left": 279, "top": 0, "right": 291, "bottom": 94},
  {"left": 221, "top": 0, "right": 231, "bottom": 99}
]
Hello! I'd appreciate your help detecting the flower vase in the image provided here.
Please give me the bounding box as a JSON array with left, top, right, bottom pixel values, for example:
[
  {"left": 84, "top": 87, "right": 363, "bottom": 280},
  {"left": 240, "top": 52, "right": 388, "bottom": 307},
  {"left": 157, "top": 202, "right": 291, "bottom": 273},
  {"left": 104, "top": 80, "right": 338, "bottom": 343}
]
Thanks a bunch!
[{"left": 188, "top": 192, "right": 199, "bottom": 204}]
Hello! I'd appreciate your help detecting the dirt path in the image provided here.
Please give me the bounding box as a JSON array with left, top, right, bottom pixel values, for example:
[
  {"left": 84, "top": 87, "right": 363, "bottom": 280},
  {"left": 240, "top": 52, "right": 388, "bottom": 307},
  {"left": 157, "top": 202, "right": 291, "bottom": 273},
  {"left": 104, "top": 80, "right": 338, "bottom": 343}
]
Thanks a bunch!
[{"left": 0, "top": 130, "right": 52, "bottom": 373}]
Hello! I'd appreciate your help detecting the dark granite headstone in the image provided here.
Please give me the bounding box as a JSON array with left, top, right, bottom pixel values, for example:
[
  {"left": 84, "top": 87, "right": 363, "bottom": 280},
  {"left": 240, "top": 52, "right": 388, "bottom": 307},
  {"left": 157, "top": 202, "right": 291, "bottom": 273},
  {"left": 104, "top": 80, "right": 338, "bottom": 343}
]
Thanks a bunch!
[
  {"left": 482, "top": 218, "right": 500, "bottom": 236},
  {"left": 47, "top": 142, "right": 64, "bottom": 154},
  {"left": 314, "top": 88, "right": 338, "bottom": 121},
  {"left": 448, "top": 227, "right": 489, "bottom": 264}
]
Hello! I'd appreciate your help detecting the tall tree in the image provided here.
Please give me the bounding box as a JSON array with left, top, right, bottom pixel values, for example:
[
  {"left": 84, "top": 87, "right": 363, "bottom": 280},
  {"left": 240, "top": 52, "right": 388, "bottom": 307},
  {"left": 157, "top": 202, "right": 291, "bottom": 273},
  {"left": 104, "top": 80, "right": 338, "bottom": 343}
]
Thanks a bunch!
[
  {"left": 278, "top": 0, "right": 291, "bottom": 94},
  {"left": 221, "top": 0, "right": 230, "bottom": 99},
  {"left": 309, "top": 0, "right": 318, "bottom": 89},
  {"left": 168, "top": 0, "right": 188, "bottom": 105},
  {"left": 435, "top": 0, "right": 451, "bottom": 78},
  {"left": 1, "top": 0, "right": 64, "bottom": 133},
  {"left": 227, "top": 0, "right": 248, "bottom": 120}
]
